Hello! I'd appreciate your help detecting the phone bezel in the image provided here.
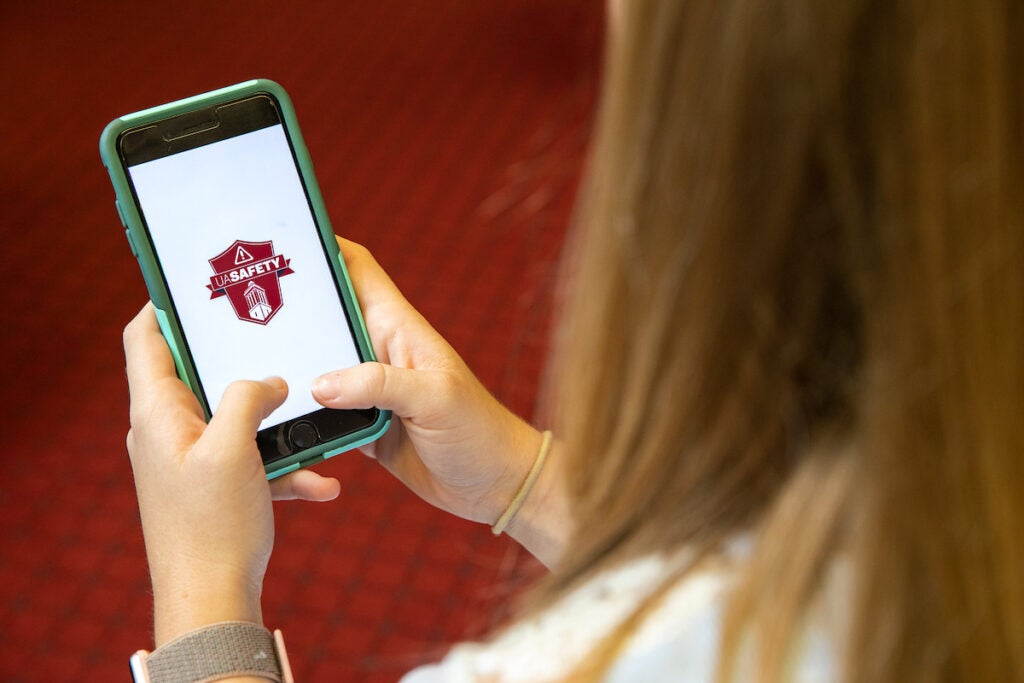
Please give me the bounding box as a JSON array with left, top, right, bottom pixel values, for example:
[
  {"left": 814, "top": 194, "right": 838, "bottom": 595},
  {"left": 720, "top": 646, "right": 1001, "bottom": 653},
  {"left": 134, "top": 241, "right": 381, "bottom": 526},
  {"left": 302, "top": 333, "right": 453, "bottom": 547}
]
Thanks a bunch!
[{"left": 101, "top": 80, "right": 390, "bottom": 475}]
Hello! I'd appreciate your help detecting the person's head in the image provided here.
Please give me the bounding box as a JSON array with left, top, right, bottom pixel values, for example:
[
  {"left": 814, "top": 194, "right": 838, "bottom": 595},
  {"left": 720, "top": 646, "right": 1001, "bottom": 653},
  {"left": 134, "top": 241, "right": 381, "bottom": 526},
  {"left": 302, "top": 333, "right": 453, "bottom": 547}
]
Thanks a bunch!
[{"left": 547, "top": 0, "right": 1024, "bottom": 680}]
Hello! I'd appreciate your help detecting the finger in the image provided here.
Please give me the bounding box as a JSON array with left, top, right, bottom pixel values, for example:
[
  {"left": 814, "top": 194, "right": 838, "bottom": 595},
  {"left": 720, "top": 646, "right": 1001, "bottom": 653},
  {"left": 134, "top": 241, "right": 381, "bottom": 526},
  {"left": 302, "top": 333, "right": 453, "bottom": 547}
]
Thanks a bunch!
[
  {"left": 206, "top": 377, "right": 289, "bottom": 442},
  {"left": 312, "top": 362, "right": 446, "bottom": 418},
  {"left": 124, "top": 302, "right": 179, "bottom": 400},
  {"left": 270, "top": 469, "right": 341, "bottom": 501},
  {"left": 336, "top": 237, "right": 458, "bottom": 367},
  {"left": 124, "top": 303, "right": 204, "bottom": 427},
  {"left": 335, "top": 237, "right": 411, "bottom": 312}
]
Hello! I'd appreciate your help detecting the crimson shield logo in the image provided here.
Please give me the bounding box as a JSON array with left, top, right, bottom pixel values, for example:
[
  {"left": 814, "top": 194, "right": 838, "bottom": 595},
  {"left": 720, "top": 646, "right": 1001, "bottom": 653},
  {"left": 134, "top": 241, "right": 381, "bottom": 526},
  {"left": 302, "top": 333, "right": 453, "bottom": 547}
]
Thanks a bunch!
[{"left": 206, "top": 240, "right": 294, "bottom": 325}]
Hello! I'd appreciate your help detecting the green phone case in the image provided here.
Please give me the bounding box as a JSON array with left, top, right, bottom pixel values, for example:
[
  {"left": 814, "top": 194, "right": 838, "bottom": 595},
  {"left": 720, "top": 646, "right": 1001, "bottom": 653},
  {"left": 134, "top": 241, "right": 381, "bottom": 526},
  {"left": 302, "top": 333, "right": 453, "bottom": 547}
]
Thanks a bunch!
[{"left": 100, "top": 79, "right": 390, "bottom": 479}]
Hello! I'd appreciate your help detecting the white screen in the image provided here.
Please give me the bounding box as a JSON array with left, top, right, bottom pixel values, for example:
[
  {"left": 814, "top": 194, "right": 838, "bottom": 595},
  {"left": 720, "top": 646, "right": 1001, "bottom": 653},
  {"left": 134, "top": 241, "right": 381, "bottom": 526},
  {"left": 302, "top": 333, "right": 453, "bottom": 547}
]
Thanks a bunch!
[{"left": 128, "top": 125, "right": 361, "bottom": 430}]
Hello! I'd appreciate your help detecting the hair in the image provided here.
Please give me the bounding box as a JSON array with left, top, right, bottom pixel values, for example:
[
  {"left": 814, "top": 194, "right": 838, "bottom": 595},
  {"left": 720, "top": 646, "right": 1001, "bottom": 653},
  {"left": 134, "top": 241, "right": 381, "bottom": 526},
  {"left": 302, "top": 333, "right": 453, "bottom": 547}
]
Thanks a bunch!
[{"left": 539, "top": 0, "right": 1024, "bottom": 680}]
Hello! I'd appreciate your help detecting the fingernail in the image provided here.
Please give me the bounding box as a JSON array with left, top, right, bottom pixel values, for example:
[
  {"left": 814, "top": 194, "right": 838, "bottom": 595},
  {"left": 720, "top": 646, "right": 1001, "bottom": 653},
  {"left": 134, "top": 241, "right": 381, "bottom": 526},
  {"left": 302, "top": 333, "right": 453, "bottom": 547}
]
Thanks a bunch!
[
  {"left": 263, "top": 376, "right": 287, "bottom": 391},
  {"left": 312, "top": 375, "right": 335, "bottom": 399}
]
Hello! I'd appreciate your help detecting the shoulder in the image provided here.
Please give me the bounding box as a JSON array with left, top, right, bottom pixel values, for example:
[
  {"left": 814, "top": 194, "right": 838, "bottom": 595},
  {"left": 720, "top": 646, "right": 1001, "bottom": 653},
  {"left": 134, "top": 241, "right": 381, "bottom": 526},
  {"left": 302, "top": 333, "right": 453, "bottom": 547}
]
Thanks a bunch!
[
  {"left": 403, "top": 549, "right": 842, "bottom": 682},
  {"left": 401, "top": 553, "right": 734, "bottom": 683}
]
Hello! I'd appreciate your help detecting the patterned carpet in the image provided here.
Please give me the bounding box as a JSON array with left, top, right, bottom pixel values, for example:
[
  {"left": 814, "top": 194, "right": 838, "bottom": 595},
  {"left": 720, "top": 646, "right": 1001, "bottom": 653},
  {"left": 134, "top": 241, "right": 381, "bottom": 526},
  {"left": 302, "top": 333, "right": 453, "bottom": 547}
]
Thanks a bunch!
[{"left": 0, "top": 2, "right": 601, "bottom": 680}]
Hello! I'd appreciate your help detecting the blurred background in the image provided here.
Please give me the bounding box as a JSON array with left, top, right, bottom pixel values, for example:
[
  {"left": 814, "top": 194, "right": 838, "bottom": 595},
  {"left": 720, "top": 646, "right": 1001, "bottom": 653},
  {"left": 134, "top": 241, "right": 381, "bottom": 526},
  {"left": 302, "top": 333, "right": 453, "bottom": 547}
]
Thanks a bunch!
[{"left": 0, "top": 2, "right": 602, "bottom": 680}]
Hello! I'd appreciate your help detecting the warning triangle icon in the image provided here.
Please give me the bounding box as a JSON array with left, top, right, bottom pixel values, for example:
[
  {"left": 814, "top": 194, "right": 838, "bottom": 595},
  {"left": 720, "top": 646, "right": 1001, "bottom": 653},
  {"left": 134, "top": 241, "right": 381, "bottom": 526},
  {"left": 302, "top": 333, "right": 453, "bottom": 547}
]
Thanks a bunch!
[{"left": 234, "top": 246, "right": 255, "bottom": 265}]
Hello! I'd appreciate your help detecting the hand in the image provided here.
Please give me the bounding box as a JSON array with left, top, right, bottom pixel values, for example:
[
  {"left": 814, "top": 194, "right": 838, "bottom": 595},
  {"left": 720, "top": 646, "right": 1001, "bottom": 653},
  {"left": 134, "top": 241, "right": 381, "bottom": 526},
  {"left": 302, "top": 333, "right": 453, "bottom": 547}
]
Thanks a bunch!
[
  {"left": 123, "top": 303, "right": 340, "bottom": 645},
  {"left": 313, "top": 239, "right": 570, "bottom": 565}
]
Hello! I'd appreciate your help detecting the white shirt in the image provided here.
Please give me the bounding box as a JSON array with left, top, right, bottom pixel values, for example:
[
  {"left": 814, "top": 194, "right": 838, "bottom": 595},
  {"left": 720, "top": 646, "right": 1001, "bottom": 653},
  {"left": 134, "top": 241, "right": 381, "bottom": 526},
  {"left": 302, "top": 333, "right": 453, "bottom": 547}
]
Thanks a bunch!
[{"left": 399, "top": 553, "right": 836, "bottom": 682}]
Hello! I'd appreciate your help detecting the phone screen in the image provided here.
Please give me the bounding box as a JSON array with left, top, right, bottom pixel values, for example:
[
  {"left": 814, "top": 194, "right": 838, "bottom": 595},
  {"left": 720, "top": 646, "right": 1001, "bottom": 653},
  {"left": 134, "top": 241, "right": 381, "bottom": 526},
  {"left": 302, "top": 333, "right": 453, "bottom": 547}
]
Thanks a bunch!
[{"left": 125, "top": 121, "right": 360, "bottom": 434}]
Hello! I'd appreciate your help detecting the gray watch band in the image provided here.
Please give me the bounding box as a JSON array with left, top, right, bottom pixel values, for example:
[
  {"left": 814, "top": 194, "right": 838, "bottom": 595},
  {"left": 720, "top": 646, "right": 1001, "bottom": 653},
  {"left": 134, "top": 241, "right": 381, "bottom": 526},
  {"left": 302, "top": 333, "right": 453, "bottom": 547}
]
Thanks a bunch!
[{"left": 143, "top": 621, "right": 283, "bottom": 683}]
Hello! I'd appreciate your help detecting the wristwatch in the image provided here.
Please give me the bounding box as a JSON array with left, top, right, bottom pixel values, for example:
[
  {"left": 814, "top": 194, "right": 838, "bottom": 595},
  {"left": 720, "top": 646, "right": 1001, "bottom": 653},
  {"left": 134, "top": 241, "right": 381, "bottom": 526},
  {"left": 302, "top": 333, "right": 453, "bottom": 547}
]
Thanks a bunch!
[{"left": 129, "top": 621, "right": 294, "bottom": 683}]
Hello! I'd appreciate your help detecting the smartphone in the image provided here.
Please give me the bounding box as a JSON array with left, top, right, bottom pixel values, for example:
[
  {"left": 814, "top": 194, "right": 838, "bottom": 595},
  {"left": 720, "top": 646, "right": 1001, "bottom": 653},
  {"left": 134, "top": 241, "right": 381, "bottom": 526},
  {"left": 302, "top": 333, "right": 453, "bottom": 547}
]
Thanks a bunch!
[{"left": 100, "top": 79, "right": 390, "bottom": 479}]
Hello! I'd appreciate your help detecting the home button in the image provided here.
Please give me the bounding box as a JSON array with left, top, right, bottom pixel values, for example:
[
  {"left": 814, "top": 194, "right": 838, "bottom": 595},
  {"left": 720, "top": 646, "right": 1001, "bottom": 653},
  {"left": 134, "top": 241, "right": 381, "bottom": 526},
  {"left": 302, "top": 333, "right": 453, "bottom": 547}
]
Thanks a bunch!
[{"left": 288, "top": 421, "right": 320, "bottom": 450}]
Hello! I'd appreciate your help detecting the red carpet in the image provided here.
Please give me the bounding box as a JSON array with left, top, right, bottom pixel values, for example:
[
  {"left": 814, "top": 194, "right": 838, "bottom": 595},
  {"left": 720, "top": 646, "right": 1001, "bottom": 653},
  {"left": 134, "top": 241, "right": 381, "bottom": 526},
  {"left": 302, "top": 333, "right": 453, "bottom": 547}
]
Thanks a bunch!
[{"left": 0, "top": 2, "right": 601, "bottom": 680}]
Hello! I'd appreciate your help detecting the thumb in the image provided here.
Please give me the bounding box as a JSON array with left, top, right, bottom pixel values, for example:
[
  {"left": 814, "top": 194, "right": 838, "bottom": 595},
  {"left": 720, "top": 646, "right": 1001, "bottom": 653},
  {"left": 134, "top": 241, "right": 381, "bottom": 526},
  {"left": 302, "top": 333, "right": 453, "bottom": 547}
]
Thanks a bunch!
[
  {"left": 313, "top": 362, "right": 437, "bottom": 418},
  {"left": 204, "top": 377, "right": 289, "bottom": 450}
]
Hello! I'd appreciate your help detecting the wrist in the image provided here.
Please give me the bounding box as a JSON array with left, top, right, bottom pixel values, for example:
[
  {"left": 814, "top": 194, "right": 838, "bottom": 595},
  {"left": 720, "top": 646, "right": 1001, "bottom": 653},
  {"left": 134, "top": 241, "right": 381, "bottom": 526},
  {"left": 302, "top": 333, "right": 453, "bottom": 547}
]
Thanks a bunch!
[
  {"left": 497, "top": 433, "right": 572, "bottom": 568},
  {"left": 132, "top": 621, "right": 292, "bottom": 683},
  {"left": 151, "top": 566, "right": 264, "bottom": 647},
  {"left": 472, "top": 416, "right": 544, "bottom": 524}
]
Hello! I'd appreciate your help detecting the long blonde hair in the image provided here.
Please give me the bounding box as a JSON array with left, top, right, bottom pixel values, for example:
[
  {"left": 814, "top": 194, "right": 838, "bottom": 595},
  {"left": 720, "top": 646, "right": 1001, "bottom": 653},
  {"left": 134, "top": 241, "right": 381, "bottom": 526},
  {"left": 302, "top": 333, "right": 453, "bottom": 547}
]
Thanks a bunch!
[{"left": 543, "top": 0, "right": 1024, "bottom": 680}]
